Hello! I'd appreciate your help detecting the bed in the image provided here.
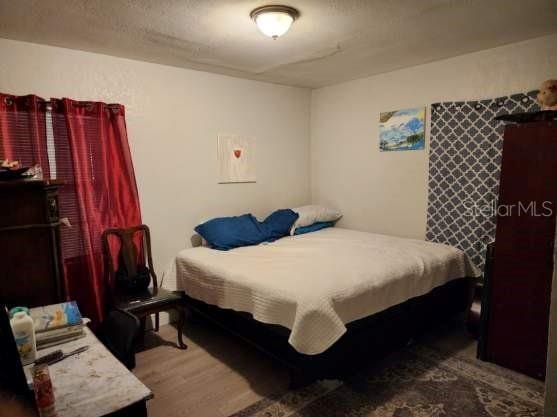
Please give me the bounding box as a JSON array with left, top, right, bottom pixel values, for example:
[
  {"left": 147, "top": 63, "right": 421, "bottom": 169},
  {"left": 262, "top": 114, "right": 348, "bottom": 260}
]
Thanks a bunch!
[{"left": 169, "top": 227, "right": 479, "bottom": 386}]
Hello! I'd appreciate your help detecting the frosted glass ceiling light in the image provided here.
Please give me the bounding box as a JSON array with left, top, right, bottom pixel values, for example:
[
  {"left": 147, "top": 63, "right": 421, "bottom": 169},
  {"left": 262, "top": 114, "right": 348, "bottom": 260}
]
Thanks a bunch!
[{"left": 250, "top": 5, "right": 299, "bottom": 39}]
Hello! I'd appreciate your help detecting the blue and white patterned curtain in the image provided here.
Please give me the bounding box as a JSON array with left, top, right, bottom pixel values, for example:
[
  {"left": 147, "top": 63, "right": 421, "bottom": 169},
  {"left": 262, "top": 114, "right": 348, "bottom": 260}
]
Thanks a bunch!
[{"left": 426, "top": 90, "right": 539, "bottom": 271}]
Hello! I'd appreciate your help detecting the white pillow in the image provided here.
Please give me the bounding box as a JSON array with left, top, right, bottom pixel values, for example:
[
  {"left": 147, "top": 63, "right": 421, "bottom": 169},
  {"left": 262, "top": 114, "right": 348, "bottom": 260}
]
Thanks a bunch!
[
  {"left": 190, "top": 233, "right": 210, "bottom": 247},
  {"left": 290, "top": 205, "right": 342, "bottom": 235}
]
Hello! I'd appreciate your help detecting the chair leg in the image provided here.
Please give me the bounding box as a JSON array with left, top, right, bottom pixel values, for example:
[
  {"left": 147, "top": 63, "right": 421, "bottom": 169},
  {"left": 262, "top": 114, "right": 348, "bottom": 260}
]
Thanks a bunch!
[
  {"left": 139, "top": 316, "right": 146, "bottom": 347},
  {"left": 155, "top": 312, "right": 160, "bottom": 332},
  {"left": 176, "top": 307, "right": 187, "bottom": 350}
]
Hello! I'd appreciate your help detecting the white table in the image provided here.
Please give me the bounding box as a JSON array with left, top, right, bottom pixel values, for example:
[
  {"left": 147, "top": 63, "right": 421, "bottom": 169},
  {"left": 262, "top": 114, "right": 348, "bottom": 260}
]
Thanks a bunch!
[{"left": 25, "top": 326, "right": 152, "bottom": 417}]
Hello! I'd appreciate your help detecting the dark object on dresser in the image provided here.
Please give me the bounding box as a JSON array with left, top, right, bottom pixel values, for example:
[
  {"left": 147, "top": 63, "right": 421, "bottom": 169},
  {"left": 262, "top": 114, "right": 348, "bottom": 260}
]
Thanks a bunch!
[
  {"left": 480, "top": 119, "right": 556, "bottom": 380},
  {"left": 0, "top": 179, "right": 65, "bottom": 307},
  {"left": 183, "top": 277, "right": 472, "bottom": 388},
  {"left": 102, "top": 225, "right": 187, "bottom": 350},
  {"left": 0, "top": 166, "right": 31, "bottom": 180},
  {"left": 98, "top": 308, "right": 141, "bottom": 369}
]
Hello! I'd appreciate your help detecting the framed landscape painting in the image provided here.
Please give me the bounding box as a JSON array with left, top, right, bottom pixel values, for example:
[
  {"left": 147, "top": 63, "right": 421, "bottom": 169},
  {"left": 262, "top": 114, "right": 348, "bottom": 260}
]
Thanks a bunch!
[{"left": 379, "top": 107, "right": 425, "bottom": 151}]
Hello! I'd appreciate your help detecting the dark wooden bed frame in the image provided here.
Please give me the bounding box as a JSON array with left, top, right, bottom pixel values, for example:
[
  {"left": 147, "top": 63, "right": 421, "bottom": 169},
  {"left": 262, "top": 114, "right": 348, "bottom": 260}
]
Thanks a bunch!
[{"left": 181, "top": 277, "right": 473, "bottom": 388}]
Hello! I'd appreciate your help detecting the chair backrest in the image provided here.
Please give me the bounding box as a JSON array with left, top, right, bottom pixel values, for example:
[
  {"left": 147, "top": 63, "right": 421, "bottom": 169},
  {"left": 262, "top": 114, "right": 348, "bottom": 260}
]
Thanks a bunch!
[{"left": 101, "top": 225, "right": 158, "bottom": 291}]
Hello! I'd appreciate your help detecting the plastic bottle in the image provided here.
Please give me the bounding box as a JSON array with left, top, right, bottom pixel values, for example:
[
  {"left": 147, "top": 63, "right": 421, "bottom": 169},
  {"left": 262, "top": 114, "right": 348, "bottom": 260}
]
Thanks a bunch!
[{"left": 10, "top": 311, "right": 37, "bottom": 365}]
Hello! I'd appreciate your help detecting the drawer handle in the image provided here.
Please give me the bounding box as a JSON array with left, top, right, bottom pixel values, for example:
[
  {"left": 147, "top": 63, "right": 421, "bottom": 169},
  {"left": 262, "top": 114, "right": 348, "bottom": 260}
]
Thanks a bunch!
[{"left": 48, "top": 198, "right": 58, "bottom": 218}]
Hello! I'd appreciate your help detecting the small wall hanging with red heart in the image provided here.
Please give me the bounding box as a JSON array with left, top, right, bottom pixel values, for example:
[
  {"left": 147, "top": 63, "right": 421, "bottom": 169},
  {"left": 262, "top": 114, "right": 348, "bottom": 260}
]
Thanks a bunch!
[{"left": 217, "top": 135, "right": 256, "bottom": 184}]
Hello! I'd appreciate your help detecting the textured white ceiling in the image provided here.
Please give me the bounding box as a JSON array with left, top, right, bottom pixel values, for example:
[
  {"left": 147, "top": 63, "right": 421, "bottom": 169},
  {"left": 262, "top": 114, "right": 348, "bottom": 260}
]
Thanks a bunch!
[{"left": 0, "top": 0, "right": 556, "bottom": 88}]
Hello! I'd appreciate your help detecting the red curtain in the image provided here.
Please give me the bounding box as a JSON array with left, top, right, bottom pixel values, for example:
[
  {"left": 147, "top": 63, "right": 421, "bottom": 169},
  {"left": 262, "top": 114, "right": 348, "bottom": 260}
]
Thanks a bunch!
[
  {"left": 54, "top": 99, "right": 142, "bottom": 325},
  {"left": 0, "top": 94, "right": 50, "bottom": 178},
  {"left": 0, "top": 93, "right": 142, "bottom": 325}
]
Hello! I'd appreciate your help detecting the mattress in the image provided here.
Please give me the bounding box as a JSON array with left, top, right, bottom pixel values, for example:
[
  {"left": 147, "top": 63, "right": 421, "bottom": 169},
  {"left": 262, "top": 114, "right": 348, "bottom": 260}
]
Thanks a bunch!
[{"left": 170, "top": 228, "right": 480, "bottom": 355}]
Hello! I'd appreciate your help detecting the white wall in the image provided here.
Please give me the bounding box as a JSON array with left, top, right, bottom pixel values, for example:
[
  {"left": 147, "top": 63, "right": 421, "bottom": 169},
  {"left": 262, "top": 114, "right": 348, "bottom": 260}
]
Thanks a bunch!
[
  {"left": 310, "top": 33, "right": 557, "bottom": 239},
  {"left": 0, "top": 38, "right": 311, "bottom": 287}
]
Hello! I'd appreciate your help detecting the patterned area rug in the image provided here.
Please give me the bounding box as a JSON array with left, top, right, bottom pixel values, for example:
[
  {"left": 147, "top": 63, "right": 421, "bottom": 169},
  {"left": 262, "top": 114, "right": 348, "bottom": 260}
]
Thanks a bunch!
[{"left": 228, "top": 345, "right": 544, "bottom": 417}]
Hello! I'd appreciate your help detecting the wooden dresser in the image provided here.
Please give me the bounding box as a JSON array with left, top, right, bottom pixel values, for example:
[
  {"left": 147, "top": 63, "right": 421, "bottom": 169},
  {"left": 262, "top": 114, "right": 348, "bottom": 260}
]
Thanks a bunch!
[
  {"left": 0, "top": 179, "right": 65, "bottom": 307},
  {"left": 480, "top": 120, "right": 556, "bottom": 379}
]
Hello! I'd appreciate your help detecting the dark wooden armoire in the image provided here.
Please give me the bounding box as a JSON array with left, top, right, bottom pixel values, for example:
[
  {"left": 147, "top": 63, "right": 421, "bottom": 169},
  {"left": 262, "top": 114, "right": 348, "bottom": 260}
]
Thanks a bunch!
[
  {"left": 482, "top": 119, "right": 556, "bottom": 380},
  {"left": 0, "top": 179, "right": 65, "bottom": 308}
]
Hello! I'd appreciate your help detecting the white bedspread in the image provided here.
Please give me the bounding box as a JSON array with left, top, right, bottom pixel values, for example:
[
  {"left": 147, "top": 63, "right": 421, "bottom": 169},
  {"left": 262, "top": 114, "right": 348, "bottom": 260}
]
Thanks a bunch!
[{"left": 171, "top": 228, "right": 480, "bottom": 355}]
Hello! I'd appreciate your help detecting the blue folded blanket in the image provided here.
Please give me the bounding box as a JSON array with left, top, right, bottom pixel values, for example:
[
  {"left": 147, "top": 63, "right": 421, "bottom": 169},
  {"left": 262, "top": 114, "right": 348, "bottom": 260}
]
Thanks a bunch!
[
  {"left": 293, "top": 221, "right": 334, "bottom": 235},
  {"left": 195, "top": 209, "right": 299, "bottom": 250}
]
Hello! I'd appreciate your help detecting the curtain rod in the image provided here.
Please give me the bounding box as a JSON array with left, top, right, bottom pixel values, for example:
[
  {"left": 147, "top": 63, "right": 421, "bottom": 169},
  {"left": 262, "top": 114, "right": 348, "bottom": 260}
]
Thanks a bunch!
[
  {"left": 3, "top": 96, "right": 121, "bottom": 110},
  {"left": 3, "top": 97, "right": 122, "bottom": 114},
  {"left": 44, "top": 99, "right": 122, "bottom": 109}
]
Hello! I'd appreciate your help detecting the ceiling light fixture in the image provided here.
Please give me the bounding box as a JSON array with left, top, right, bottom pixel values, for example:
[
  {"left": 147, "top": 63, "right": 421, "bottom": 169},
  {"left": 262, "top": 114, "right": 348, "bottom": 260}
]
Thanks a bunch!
[{"left": 250, "top": 5, "right": 299, "bottom": 40}]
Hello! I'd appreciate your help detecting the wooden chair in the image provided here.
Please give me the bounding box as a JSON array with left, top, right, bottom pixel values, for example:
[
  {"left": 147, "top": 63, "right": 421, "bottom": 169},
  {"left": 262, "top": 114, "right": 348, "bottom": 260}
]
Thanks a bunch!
[{"left": 101, "top": 225, "right": 186, "bottom": 349}]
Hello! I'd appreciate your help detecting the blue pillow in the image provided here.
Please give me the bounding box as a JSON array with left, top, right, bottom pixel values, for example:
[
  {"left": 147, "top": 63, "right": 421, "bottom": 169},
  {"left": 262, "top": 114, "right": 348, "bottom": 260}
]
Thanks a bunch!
[
  {"left": 294, "top": 221, "right": 334, "bottom": 235},
  {"left": 195, "top": 209, "right": 299, "bottom": 250},
  {"left": 260, "top": 209, "right": 299, "bottom": 242},
  {"left": 195, "top": 214, "right": 265, "bottom": 250}
]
